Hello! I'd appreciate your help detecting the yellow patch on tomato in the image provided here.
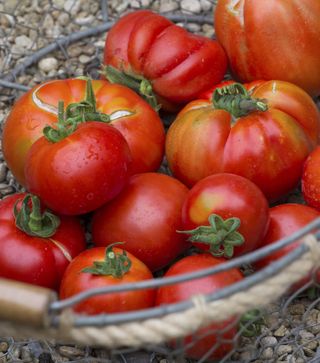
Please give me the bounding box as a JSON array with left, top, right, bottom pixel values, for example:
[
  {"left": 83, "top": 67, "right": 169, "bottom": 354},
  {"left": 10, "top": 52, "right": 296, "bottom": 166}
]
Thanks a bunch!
[{"left": 189, "top": 192, "right": 224, "bottom": 224}]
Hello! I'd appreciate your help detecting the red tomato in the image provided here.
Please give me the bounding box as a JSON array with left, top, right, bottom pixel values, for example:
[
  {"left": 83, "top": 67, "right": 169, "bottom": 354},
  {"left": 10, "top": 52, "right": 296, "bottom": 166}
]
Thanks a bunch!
[
  {"left": 91, "top": 173, "right": 189, "bottom": 272},
  {"left": 2, "top": 79, "right": 165, "bottom": 186},
  {"left": 166, "top": 80, "right": 320, "bottom": 201},
  {"left": 59, "top": 245, "right": 156, "bottom": 314},
  {"left": 0, "top": 193, "right": 86, "bottom": 290},
  {"left": 156, "top": 253, "right": 243, "bottom": 360},
  {"left": 302, "top": 146, "right": 320, "bottom": 210},
  {"left": 181, "top": 173, "right": 269, "bottom": 257},
  {"left": 215, "top": 1, "right": 320, "bottom": 97},
  {"left": 25, "top": 121, "right": 132, "bottom": 215},
  {"left": 103, "top": 10, "right": 227, "bottom": 109},
  {"left": 254, "top": 203, "right": 320, "bottom": 270}
]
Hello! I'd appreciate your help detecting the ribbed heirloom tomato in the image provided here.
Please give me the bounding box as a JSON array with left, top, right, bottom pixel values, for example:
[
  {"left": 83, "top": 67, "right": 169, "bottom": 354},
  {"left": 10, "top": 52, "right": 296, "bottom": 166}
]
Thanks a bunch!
[
  {"left": 2, "top": 78, "right": 165, "bottom": 186},
  {"left": 215, "top": 0, "right": 320, "bottom": 97},
  {"left": 60, "top": 245, "right": 156, "bottom": 314},
  {"left": 156, "top": 253, "right": 243, "bottom": 360},
  {"left": 91, "top": 173, "right": 189, "bottom": 272},
  {"left": 0, "top": 193, "right": 86, "bottom": 290},
  {"left": 103, "top": 10, "right": 227, "bottom": 110},
  {"left": 166, "top": 81, "right": 320, "bottom": 201}
]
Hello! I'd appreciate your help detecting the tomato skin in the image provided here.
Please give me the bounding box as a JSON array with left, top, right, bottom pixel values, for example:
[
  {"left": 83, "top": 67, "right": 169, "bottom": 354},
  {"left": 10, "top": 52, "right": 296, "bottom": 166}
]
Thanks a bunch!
[
  {"left": 2, "top": 79, "right": 165, "bottom": 186},
  {"left": 59, "top": 247, "right": 155, "bottom": 314},
  {"left": 254, "top": 204, "right": 320, "bottom": 270},
  {"left": 0, "top": 193, "right": 86, "bottom": 290},
  {"left": 104, "top": 10, "right": 227, "bottom": 107},
  {"left": 91, "top": 173, "right": 189, "bottom": 272},
  {"left": 302, "top": 147, "right": 320, "bottom": 210},
  {"left": 25, "top": 122, "right": 132, "bottom": 216},
  {"left": 156, "top": 253, "right": 243, "bottom": 360},
  {"left": 214, "top": 0, "right": 320, "bottom": 97},
  {"left": 181, "top": 173, "right": 269, "bottom": 256},
  {"left": 166, "top": 80, "right": 320, "bottom": 201}
]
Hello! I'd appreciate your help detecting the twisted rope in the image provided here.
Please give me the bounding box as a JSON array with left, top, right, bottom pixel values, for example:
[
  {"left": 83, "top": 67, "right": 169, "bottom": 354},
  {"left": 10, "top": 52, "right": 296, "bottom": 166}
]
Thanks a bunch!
[{"left": 0, "top": 235, "right": 319, "bottom": 348}]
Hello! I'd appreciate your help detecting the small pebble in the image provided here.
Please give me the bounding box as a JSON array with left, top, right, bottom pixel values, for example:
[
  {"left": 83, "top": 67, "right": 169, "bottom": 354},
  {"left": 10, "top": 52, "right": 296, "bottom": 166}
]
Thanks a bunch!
[
  {"left": 181, "top": 0, "right": 202, "bottom": 13},
  {"left": 159, "top": 0, "right": 179, "bottom": 13},
  {"left": 262, "top": 347, "right": 274, "bottom": 359},
  {"left": 274, "top": 325, "right": 289, "bottom": 337},
  {"left": 58, "top": 346, "right": 85, "bottom": 359},
  {"left": 261, "top": 336, "right": 278, "bottom": 347},
  {"left": 276, "top": 345, "right": 293, "bottom": 355},
  {"left": 38, "top": 57, "right": 58, "bottom": 73}
]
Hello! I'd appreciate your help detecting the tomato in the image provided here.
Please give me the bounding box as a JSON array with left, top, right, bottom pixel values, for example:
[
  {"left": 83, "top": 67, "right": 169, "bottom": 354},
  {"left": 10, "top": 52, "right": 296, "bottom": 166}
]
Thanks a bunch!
[
  {"left": 302, "top": 146, "right": 320, "bottom": 210},
  {"left": 2, "top": 78, "right": 165, "bottom": 186},
  {"left": 103, "top": 10, "right": 227, "bottom": 109},
  {"left": 91, "top": 172, "right": 189, "bottom": 272},
  {"left": 181, "top": 173, "right": 269, "bottom": 257},
  {"left": 25, "top": 120, "right": 132, "bottom": 216},
  {"left": 0, "top": 193, "right": 86, "bottom": 290},
  {"left": 254, "top": 203, "right": 320, "bottom": 270},
  {"left": 166, "top": 80, "right": 320, "bottom": 201},
  {"left": 214, "top": 1, "right": 320, "bottom": 97},
  {"left": 156, "top": 253, "right": 243, "bottom": 360},
  {"left": 59, "top": 245, "right": 156, "bottom": 314}
]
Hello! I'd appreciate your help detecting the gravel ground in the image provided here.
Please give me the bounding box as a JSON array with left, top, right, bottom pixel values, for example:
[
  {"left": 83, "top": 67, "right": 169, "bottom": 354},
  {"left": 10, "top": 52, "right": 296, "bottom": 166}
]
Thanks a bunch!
[{"left": 1, "top": 1, "right": 320, "bottom": 362}]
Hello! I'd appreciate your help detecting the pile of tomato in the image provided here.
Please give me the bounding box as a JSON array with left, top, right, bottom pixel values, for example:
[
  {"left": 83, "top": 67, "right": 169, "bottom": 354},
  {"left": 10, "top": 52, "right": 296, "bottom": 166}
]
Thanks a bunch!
[{"left": 1, "top": 2, "right": 320, "bottom": 360}]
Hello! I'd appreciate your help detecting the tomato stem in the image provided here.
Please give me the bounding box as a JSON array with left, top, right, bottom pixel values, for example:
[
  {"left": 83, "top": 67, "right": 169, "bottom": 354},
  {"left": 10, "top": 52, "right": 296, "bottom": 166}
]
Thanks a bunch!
[
  {"left": 212, "top": 83, "right": 268, "bottom": 117},
  {"left": 103, "top": 65, "right": 160, "bottom": 112},
  {"left": 43, "top": 78, "right": 111, "bottom": 143},
  {"left": 179, "top": 214, "right": 244, "bottom": 258},
  {"left": 14, "top": 194, "right": 60, "bottom": 238},
  {"left": 82, "top": 242, "right": 132, "bottom": 278}
]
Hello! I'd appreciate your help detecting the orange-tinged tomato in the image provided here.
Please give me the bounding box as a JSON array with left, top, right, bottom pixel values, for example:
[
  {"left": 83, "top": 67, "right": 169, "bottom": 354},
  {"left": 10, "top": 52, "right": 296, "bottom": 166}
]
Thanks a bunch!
[
  {"left": 166, "top": 80, "right": 320, "bottom": 201},
  {"left": 215, "top": 0, "right": 320, "bottom": 97},
  {"left": 3, "top": 79, "right": 165, "bottom": 185}
]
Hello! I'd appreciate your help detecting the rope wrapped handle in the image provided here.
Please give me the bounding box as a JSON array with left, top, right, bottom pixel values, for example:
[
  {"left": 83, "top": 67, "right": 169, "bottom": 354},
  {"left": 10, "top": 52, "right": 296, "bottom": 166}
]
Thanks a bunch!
[{"left": 0, "top": 234, "right": 319, "bottom": 347}]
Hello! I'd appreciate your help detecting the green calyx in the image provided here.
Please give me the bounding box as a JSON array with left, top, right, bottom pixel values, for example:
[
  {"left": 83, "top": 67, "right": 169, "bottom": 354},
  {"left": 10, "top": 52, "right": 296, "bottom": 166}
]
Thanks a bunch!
[
  {"left": 239, "top": 308, "right": 265, "bottom": 337},
  {"left": 82, "top": 242, "right": 132, "bottom": 278},
  {"left": 44, "top": 78, "right": 111, "bottom": 143},
  {"left": 179, "top": 214, "right": 244, "bottom": 258},
  {"left": 212, "top": 83, "right": 268, "bottom": 118},
  {"left": 14, "top": 194, "right": 60, "bottom": 238},
  {"left": 103, "top": 64, "right": 161, "bottom": 112}
]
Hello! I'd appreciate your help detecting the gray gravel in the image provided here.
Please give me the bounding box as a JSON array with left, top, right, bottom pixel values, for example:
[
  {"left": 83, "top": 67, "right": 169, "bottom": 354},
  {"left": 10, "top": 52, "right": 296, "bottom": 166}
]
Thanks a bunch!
[{"left": 1, "top": 0, "right": 320, "bottom": 362}]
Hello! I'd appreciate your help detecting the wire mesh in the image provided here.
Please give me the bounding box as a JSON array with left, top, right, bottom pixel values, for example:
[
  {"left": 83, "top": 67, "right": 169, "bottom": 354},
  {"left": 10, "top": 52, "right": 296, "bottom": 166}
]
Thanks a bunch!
[{"left": 1, "top": 1, "right": 320, "bottom": 362}]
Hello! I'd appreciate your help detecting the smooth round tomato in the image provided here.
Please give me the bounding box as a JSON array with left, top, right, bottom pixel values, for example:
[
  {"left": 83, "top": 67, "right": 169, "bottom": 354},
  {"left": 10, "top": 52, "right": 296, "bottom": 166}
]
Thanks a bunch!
[
  {"left": 302, "top": 146, "right": 320, "bottom": 210},
  {"left": 215, "top": 0, "right": 320, "bottom": 97},
  {"left": 103, "top": 10, "right": 227, "bottom": 109},
  {"left": 0, "top": 193, "right": 86, "bottom": 290},
  {"left": 2, "top": 78, "right": 165, "bottom": 186},
  {"left": 59, "top": 246, "right": 156, "bottom": 314},
  {"left": 91, "top": 172, "right": 189, "bottom": 272},
  {"left": 254, "top": 203, "right": 320, "bottom": 270},
  {"left": 156, "top": 253, "right": 243, "bottom": 361},
  {"left": 25, "top": 121, "right": 132, "bottom": 216},
  {"left": 181, "top": 173, "right": 269, "bottom": 257},
  {"left": 166, "top": 80, "right": 320, "bottom": 201}
]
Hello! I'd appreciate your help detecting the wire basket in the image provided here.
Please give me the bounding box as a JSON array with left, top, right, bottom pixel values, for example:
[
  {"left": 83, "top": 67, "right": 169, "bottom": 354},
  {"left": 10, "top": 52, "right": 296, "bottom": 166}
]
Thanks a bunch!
[{"left": 1, "top": 1, "right": 320, "bottom": 362}]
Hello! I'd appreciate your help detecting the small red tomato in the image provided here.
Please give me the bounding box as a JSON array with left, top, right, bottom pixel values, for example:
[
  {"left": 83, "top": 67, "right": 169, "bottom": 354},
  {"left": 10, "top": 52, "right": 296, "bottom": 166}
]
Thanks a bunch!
[
  {"left": 25, "top": 119, "right": 132, "bottom": 216},
  {"left": 156, "top": 253, "right": 243, "bottom": 361},
  {"left": 0, "top": 193, "right": 86, "bottom": 290},
  {"left": 254, "top": 203, "right": 320, "bottom": 270},
  {"left": 181, "top": 173, "right": 269, "bottom": 257},
  {"left": 302, "top": 146, "right": 320, "bottom": 210},
  {"left": 59, "top": 245, "right": 156, "bottom": 314},
  {"left": 91, "top": 172, "right": 189, "bottom": 272}
]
